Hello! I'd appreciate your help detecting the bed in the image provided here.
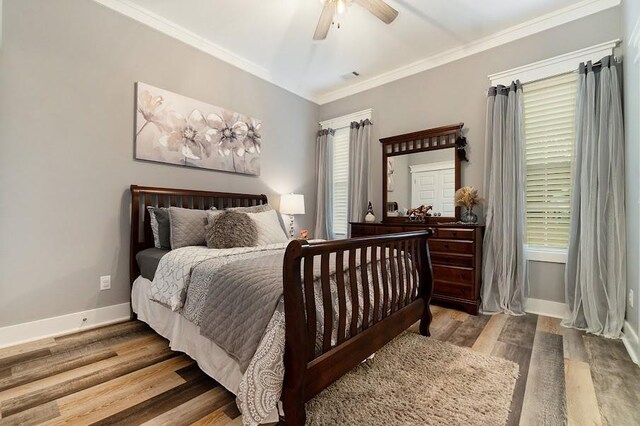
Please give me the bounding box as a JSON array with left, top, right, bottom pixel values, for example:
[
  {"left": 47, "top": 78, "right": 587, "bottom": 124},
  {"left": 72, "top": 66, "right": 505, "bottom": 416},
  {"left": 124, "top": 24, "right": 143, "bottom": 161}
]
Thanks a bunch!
[{"left": 130, "top": 185, "right": 434, "bottom": 425}]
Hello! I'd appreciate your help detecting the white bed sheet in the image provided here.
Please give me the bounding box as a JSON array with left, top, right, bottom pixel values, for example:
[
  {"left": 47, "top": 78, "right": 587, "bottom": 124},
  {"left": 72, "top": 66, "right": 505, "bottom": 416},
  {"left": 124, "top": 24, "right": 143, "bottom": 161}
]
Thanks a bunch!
[{"left": 132, "top": 276, "right": 280, "bottom": 423}]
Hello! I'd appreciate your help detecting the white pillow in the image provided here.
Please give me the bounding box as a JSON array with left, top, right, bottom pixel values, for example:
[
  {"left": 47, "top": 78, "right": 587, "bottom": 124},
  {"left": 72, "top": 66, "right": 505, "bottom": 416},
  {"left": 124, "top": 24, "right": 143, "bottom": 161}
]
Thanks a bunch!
[{"left": 247, "top": 210, "right": 289, "bottom": 245}]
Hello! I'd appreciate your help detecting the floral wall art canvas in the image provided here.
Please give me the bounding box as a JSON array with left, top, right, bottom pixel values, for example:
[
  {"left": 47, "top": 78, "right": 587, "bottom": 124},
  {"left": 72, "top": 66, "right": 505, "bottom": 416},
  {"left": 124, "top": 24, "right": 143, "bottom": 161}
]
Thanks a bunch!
[{"left": 135, "top": 82, "right": 262, "bottom": 175}]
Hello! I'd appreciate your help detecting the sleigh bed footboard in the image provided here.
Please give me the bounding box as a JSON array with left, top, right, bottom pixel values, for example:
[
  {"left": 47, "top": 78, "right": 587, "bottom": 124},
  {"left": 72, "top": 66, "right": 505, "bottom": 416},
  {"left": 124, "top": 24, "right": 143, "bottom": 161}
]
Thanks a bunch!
[{"left": 281, "top": 230, "right": 434, "bottom": 425}]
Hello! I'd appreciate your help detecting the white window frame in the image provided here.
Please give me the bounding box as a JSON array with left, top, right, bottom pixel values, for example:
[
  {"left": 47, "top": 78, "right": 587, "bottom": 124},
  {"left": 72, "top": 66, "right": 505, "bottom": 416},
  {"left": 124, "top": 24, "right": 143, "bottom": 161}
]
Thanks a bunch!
[
  {"left": 320, "top": 108, "right": 373, "bottom": 239},
  {"left": 489, "top": 39, "right": 619, "bottom": 87},
  {"left": 488, "top": 40, "right": 619, "bottom": 263},
  {"left": 319, "top": 109, "right": 373, "bottom": 130}
]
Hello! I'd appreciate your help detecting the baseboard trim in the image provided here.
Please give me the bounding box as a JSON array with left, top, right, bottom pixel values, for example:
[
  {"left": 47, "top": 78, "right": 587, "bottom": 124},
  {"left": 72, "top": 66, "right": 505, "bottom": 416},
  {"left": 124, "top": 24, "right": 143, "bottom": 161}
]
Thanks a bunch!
[
  {"left": 623, "top": 321, "right": 640, "bottom": 365},
  {"left": 524, "top": 298, "right": 568, "bottom": 319},
  {"left": 0, "top": 303, "right": 131, "bottom": 349}
]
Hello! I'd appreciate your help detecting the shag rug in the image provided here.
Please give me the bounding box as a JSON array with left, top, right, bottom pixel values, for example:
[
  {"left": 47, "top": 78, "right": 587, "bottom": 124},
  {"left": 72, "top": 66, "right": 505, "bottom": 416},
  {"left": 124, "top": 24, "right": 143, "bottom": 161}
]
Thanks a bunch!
[{"left": 305, "top": 332, "right": 519, "bottom": 426}]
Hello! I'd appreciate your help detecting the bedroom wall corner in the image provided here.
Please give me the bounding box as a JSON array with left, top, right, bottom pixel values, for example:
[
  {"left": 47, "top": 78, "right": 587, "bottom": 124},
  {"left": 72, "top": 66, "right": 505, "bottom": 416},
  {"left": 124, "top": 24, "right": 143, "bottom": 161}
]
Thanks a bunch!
[{"left": 0, "top": 0, "right": 320, "bottom": 335}]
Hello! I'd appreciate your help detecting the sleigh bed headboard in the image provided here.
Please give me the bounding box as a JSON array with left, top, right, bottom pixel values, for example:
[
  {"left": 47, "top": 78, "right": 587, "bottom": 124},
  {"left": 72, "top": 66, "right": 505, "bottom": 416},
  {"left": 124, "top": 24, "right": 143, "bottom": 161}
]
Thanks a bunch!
[{"left": 129, "top": 185, "right": 268, "bottom": 284}]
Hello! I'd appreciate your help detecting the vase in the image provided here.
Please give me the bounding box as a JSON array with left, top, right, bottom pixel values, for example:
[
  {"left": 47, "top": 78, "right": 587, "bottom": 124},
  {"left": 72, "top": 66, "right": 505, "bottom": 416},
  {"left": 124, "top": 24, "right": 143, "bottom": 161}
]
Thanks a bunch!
[{"left": 461, "top": 206, "right": 478, "bottom": 224}]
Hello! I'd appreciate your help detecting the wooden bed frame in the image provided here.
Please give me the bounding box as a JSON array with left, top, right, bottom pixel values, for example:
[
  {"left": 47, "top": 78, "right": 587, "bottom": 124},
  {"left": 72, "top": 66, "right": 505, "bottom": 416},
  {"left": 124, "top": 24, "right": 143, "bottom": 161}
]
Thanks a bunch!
[{"left": 130, "top": 185, "right": 434, "bottom": 425}]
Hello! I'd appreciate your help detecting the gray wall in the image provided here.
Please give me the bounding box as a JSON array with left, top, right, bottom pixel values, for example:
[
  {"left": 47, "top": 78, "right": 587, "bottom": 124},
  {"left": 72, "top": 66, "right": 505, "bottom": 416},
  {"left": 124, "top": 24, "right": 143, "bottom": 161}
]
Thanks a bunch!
[
  {"left": 622, "top": 0, "right": 640, "bottom": 339},
  {"left": 0, "top": 0, "right": 319, "bottom": 327},
  {"left": 320, "top": 7, "right": 622, "bottom": 304}
]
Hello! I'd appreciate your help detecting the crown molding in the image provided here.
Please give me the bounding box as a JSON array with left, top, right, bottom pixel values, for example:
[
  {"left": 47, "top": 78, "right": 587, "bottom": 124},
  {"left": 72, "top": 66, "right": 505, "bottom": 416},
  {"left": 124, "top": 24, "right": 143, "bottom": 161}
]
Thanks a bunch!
[
  {"left": 489, "top": 39, "right": 620, "bottom": 86},
  {"left": 93, "top": 0, "right": 620, "bottom": 106},
  {"left": 315, "top": 0, "right": 621, "bottom": 105},
  {"left": 92, "top": 0, "right": 320, "bottom": 103}
]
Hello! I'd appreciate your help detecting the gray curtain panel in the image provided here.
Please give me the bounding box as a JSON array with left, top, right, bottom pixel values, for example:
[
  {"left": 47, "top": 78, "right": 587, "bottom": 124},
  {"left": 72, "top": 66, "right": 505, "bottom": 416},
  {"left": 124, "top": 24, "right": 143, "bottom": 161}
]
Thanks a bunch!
[
  {"left": 314, "top": 128, "right": 335, "bottom": 240},
  {"left": 348, "top": 119, "right": 372, "bottom": 222},
  {"left": 481, "top": 82, "right": 527, "bottom": 315},
  {"left": 563, "top": 57, "right": 626, "bottom": 338}
]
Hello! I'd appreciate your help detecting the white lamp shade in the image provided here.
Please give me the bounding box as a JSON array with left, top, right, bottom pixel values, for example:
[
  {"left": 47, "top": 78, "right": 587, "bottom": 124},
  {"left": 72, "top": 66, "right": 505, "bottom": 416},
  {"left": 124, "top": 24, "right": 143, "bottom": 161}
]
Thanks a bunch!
[{"left": 280, "top": 193, "right": 305, "bottom": 215}]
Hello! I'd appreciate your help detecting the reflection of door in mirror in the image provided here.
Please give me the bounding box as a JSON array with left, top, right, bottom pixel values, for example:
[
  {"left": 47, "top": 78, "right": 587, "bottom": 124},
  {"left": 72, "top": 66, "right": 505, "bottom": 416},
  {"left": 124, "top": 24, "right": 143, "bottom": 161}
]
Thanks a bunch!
[
  {"left": 410, "top": 162, "right": 455, "bottom": 216},
  {"left": 386, "top": 148, "right": 456, "bottom": 217}
]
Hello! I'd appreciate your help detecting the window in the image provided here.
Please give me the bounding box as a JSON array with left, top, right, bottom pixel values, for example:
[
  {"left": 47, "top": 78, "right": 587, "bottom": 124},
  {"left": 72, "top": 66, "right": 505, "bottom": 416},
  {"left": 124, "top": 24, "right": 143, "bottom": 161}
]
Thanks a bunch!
[
  {"left": 490, "top": 41, "right": 617, "bottom": 260},
  {"left": 522, "top": 72, "right": 578, "bottom": 248},
  {"left": 332, "top": 127, "right": 350, "bottom": 237},
  {"left": 319, "top": 109, "right": 372, "bottom": 239}
]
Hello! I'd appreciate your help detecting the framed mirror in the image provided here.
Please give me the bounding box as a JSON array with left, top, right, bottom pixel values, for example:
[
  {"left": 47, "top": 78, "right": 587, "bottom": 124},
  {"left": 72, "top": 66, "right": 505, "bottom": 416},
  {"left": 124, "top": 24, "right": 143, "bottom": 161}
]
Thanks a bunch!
[{"left": 380, "top": 123, "right": 467, "bottom": 223}]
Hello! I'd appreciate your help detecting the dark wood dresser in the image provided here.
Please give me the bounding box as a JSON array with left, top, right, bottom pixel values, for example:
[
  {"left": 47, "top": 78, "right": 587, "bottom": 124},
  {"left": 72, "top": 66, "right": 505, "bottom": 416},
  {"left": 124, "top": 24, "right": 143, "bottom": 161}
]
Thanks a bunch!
[{"left": 350, "top": 222, "right": 484, "bottom": 314}]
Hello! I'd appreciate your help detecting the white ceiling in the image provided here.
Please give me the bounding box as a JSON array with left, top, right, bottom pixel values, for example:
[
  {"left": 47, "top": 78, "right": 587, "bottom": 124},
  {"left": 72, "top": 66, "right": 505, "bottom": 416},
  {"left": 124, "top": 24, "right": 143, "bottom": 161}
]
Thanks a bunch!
[{"left": 101, "top": 0, "right": 620, "bottom": 103}]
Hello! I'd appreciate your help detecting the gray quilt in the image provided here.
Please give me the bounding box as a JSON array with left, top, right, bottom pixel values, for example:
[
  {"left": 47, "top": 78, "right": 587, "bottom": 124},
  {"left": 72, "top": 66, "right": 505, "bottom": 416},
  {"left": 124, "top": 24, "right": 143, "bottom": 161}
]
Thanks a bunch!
[
  {"left": 196, "top": 247, "right": 408, "bottom": 373},
  {"left": 199, "top": 253, "right": 286, "bottom": 371}
]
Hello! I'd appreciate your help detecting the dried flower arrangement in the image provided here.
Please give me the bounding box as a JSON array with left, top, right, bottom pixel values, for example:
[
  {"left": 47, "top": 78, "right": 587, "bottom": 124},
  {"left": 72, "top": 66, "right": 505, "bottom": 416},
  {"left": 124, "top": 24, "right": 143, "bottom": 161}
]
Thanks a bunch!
[{"left": 455, "top": 186, "right": 482, "bottom": 209}]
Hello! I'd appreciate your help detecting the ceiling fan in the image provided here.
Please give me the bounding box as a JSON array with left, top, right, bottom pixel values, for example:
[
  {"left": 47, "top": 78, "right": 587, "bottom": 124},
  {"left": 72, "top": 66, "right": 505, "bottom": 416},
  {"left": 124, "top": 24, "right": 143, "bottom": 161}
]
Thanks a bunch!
[{"left": 314, "top": 0, "right": 399, "bottom": 40}]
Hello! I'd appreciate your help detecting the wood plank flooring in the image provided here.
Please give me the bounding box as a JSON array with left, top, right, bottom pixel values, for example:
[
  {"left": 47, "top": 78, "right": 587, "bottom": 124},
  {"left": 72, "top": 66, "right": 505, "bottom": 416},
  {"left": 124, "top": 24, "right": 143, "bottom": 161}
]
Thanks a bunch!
[{"left": 0, "top": 307, "right": 638, "bottom": 425}]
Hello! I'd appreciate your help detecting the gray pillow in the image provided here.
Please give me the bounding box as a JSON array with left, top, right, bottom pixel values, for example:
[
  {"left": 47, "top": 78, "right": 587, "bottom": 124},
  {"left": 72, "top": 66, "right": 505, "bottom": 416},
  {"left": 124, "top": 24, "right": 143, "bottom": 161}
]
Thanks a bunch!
[
  {"left": 168, "top": 207, "right": 208, "bottom": 249},
  {"left": 205, "top": 211, "right": 257, "bottom": 249},
  {"left": 148, "top": 207, "right": 171, "bottom": 250}
]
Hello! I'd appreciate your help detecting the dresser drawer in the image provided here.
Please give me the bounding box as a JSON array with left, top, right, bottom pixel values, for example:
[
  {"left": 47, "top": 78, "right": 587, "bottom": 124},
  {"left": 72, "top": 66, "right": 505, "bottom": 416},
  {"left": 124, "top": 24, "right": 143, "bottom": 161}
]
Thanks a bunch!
[
  {"left": 431, "top": 252, "right": 474, "bottom": 268},
  {"left": 434, "top": 280, "right": 474, "bottom": 299},
  {"left": 351, "top": 224, "right": 377, "bottom": 237},
  {"left": 433, "top": 228, "right": 475, "bottom": 240},
  {"left": 429, "top": 239, "right": 474, "bottom": 254},
  {"left": 375, "top": 225, "right": 404, "bottom": 235},
  {"left": 433, "top": 265, "right": 474, "bottom": 284}
]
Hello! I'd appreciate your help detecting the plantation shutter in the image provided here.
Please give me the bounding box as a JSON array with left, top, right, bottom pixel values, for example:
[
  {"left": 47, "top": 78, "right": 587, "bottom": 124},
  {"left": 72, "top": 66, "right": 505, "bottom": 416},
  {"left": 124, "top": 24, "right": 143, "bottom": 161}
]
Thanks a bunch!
[
  {"left": 332, "top": 127, "right": 350, "bottom": 236},
  {"left": 522, "top": 72, "right": 578, "bottom": 248}
]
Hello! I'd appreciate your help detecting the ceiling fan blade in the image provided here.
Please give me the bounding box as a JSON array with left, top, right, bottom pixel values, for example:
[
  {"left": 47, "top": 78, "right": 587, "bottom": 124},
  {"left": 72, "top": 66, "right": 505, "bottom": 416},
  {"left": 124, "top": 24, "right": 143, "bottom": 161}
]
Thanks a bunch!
[
  {"left": 354, "top": 0, "right": 398, "bottom": 24},
  {"left": 314, "top": 2, "right": 336, "bottom": 40}
]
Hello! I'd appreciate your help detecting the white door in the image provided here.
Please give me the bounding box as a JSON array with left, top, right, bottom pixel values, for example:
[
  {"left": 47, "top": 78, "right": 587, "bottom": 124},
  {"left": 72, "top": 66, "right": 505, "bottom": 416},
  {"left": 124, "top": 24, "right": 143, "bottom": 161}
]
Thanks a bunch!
[
  {"left": 440, "top": 169, "right": 456, "bottom": 216},
  {"left": 411, "top": 163, "right": 455, "bottom": 216},
  {"left": 411, "top": 171, "right": 437, "bottom": 210}
]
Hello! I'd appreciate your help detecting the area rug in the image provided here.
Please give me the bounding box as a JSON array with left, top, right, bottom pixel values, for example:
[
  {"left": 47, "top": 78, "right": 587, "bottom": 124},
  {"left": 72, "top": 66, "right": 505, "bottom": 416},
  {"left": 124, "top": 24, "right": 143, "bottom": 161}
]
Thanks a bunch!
[{"left": 305, "top": 331, "right": 519, "bottom": 426}]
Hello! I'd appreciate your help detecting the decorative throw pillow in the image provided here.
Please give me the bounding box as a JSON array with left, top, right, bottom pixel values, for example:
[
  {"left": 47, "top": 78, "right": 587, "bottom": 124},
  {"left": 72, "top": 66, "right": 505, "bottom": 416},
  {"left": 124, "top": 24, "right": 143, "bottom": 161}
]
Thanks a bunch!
[
  {"left": 247, "top": 209, "right": 290, "bottom": 245},
  {"left": 204, "top": 209, "right": 223, "bottom": 246},
  {"left": 206, "top": 209, "right": 223, "bottom": 222},
  {"left": 147, "top": 206, "right": 171, "bottom": 250},
  {"left": 205, "top": 211, "right": 258, "bottom": 249},
  {"left": 168, "top": 207, "right": 208, "bottom": 249}
]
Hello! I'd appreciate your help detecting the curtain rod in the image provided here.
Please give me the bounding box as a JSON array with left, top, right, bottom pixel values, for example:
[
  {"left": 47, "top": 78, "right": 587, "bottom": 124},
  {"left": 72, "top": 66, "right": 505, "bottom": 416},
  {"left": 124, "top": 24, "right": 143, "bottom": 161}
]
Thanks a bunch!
[{"left": 588, "top": 55, "right": 622, "bottom": 67}]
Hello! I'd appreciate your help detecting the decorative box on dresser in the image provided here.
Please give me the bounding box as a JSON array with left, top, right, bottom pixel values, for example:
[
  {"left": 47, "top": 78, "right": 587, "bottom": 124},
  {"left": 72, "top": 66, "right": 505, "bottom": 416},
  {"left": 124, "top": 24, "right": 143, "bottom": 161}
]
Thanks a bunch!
[{"left": 350, "top": 222, "right": 484, "bottom": 314}]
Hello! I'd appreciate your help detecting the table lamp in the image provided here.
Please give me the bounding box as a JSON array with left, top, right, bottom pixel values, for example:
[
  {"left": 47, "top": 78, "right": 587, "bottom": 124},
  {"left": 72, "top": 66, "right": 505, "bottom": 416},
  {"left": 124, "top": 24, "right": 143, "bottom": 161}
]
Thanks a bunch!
[{"left": 280, "top": 193, "right": 305, "bottom": 238}]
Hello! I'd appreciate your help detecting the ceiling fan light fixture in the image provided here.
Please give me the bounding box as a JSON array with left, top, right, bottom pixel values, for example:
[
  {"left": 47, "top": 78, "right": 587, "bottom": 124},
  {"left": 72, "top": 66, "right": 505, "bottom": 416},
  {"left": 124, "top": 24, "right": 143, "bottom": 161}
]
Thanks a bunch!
[{"left": 314, "top": 0, "right": 396, "bottom": 40}]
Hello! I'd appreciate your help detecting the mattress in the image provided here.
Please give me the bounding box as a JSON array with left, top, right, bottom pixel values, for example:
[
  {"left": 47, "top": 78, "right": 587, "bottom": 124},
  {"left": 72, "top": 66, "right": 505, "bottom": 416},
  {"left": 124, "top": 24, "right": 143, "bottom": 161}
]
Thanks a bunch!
[{"left": 135, "top": 248, "right": 169, "bottom": 280}]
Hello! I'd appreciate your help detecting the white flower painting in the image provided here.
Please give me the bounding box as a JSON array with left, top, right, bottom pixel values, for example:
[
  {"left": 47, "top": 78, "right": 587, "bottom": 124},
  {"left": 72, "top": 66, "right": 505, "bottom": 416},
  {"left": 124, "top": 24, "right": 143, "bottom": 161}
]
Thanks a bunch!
[{"left": 135, "top": 82, "right": 261, "bottom": 175}]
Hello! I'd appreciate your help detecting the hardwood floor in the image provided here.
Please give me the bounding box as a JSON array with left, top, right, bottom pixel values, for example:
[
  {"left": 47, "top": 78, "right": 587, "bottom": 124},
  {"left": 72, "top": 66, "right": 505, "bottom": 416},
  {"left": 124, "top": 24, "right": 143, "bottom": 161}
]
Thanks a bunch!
[{"left": 0, "top": 307, "right": 638, "bottom": 425}]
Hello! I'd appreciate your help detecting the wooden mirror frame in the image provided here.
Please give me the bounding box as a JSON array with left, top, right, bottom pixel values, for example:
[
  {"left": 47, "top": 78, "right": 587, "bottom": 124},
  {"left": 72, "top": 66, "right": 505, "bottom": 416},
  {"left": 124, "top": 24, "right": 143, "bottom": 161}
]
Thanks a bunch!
[{"left": 380, "top": 122, "right": 466, "bottom": 224}]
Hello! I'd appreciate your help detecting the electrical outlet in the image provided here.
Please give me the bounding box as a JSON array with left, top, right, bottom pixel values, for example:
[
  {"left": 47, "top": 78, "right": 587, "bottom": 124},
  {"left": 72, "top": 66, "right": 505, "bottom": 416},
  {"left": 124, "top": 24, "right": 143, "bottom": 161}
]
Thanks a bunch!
[
  {"left": 100, "top": 275, "right": 111, "bottom": 290},
  {"left": 630, "top": 289, "right": 634, "bottom": 309}
]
